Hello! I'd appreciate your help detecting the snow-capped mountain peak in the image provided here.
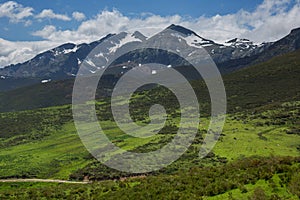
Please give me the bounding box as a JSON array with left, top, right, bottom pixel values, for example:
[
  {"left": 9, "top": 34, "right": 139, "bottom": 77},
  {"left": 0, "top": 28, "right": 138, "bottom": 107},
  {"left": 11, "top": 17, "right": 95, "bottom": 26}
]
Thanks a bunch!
[
  {"left": 132, "top": 31, "right": 147, "bottom": 41},
  {"left": 166, "top": 24, "right": 215, "bottom": 47},
  {"left": 108, "top": 32, "right": 145, "bottom": 53},
  {"left": 3, "top": 24, "right": 300, "bottom": 82},
  {"left": 166, "top": 24, "right": 196, "bottom": 36},
  {"left": 224, "top": 38, "right": 258, "bottom": 49},
  {"left": 50, "top": 43, "right": 80, "bottom": 57}
]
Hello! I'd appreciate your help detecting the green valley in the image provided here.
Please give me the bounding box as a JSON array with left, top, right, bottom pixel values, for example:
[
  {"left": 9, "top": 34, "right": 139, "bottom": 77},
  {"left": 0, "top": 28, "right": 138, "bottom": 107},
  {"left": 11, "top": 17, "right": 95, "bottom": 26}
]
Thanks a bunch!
[{"left": 0, "top": 49, "right": 299, "bottom": 199}]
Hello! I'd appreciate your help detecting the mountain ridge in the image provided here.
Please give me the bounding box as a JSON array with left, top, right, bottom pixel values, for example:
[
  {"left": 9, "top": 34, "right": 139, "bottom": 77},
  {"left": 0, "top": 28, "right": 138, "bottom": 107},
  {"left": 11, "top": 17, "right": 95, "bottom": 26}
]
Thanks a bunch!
[
  {"left": 0, "top": 25, "right": 299, "bottom": 91},
  {"left": 0, "top": 25, "right": 267, "bottom": 79}
]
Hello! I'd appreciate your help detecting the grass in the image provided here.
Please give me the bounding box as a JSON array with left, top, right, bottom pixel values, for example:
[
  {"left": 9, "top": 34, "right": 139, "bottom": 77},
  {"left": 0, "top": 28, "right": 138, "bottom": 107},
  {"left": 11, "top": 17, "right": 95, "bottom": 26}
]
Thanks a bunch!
[
  {"left": 0, "top": 122, "right": 89, "bottom": 179},
  {"left": 204, "top": 175, "right": 299, "bottom": 200},
  {"left": 0, "top": 99, "right": 298, "bottom": 181},
  {"left": 0, "top": 50, "right": 299, "bottom": 198},
  {"left": 0, "top": 156, "right": 299, "bottom": 199},
  {"left": 214, "top": 119, "right": 300, "bottom": 160}
]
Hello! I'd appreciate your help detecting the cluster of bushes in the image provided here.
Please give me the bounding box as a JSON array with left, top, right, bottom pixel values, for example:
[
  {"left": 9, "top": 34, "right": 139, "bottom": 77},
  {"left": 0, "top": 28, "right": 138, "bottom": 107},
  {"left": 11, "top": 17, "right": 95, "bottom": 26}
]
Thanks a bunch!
[
  {"left": 97, "top": 156, "right": 300, "bottom": 199},
  {"left": 0, "top": 156, "right": 299, "bottom": 199},
  {"left": 0, "top": 106, "right": 72, "bottom": 147}
]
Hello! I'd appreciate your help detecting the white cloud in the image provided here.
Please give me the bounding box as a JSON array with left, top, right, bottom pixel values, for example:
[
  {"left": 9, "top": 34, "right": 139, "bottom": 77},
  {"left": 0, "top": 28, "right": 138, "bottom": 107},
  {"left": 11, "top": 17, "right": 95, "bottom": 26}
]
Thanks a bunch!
[
  {"left": 36, "top": 9, "right": 71, "bottom": 21},
  {"left": 31, "top": 1, "right": 300, "bottom": 44},
  {"left": 0, "top": 38, "right": 60, "bottom": 67},
  {"left": 0, "top": 1, "right": 34, "bottom": 23},
  {"left": 32, "top": 9, "right": 183, "bottom": 43},
  {"left": 239, "top": 0, "right": 300, "bottom": 42},
  {"left": 24, "top": 20, "right": 32, "bottom": 27},
  {"left": 32, "top": 25, "right": 57, "bottom": 38},
  {"left": 179, "top": 0, "right": 300, "bottom": 43},
  {"left": 72, "top": 11, "right": 86, "bottom": 21}
]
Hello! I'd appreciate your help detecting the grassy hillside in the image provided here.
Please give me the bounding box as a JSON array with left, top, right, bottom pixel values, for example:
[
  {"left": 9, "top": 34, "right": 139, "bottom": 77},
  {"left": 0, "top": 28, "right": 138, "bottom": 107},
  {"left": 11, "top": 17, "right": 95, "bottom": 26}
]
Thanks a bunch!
[
  {"left": 0, "top": 79, "right": 75, "bottom": 112},
  {"left": 0, "top": 99, "right": 299, "bottom": 199},
  {"left": 0, "top": 98, "right": 299, "bottom": 178},
  {"left": 0, "top": 77, "right": 40, "bottom": 92},
  {"left": 0, "top": 50, "right": 299, "bottom": 199},
  {"left": 0, "top": 49, "right": 299, "bottom": 113},
  {"left": 224, "top": 49, "right": 300, "bottom": 112},
  {"left": 191, "top": 49, "right": 300, "bottom": 114}
]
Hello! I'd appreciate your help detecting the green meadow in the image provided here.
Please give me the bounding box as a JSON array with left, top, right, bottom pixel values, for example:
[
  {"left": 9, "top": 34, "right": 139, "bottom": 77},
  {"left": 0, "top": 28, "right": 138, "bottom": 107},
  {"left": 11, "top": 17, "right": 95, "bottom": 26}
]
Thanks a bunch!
[{"left": 0, "top": 51, "right": 299, "bottom": 199}]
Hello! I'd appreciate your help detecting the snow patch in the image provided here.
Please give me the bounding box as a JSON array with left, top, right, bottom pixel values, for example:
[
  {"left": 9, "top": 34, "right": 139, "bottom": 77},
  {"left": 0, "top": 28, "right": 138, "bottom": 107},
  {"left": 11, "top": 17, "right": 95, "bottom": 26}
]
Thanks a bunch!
[
  {"left": 63, "top": 46, "right": 79, "bottom": 54},
  {"left": 77, "top": 58, "right": 82, "bottom": 65},
  {"left": 183, "top": 35, "right": 204, "bottom": 48},
  {"left": 41, "top": 79, "right": 51, "bottom": 83},
  {"left": 174, "top": 34, "right": 211, "bottom": 49},
  {"left": 94, "top": 53, "right": 108, "bottom": 62},
  {"left": 188, "top": 52, "right": 196, "bottom": 57},
  {"left": 201, "top": 44, "right": 213, "bottom": 47},
  {"left": 224, "top": 38, "right": 257, "bottom": 49},
  {"left": 85, "top": 59, "right": 96, "bottom": 68},
  {"left": 53, "top": 50, "right": 60, "bottom": 57},
  {"left": 109, "top": 33, "right": 142, "bottom": 53},
  {"left": 95, "top": 52, "right": 104, "bottom": 57}
]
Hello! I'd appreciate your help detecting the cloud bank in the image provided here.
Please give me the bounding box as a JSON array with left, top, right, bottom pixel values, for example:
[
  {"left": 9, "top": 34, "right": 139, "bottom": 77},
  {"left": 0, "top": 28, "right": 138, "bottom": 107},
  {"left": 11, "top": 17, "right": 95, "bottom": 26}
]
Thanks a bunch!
[{"left": 1, "top": 0, "right": 300, "bottom": 67}]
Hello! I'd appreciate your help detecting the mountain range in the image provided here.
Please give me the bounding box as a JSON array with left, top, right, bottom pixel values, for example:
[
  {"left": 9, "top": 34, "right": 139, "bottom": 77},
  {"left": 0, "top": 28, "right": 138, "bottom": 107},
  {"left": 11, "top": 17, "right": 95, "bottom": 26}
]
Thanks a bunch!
[{"left": 0, "top": 24, "right": 300, "bottom": 93}]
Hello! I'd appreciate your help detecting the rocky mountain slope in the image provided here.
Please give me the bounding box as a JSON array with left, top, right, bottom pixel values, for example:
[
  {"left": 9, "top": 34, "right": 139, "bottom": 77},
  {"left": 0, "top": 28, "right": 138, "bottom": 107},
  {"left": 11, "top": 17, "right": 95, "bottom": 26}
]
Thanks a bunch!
[
  {"left": 0, "top": 25, "right": 299, "bottom": 91},
  {"left": 0, "top": 25, "right": 267, "bottom": 78}
]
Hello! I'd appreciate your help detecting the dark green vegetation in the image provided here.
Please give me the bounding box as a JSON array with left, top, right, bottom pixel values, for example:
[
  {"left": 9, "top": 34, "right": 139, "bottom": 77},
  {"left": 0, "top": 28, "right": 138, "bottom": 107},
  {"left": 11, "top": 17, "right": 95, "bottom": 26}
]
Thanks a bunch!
[
  {"left": 0, "top": 105, "right": 72, "bottom": 148},
  {"left": 191, "top": 49, "right": 300, "bottom": 114},
  {"left": 0, "top": 77, "right": 40, "bottom": 92},
  {"left": 0, "top": 50, "right": 299, "bottom": 199},
  {"left": 0, "top": 157, "right": 299, "bottom": 199},
  {"left": 0, "top": 49, "right": 299, "bottom": 113},
  {"left": 224, "top": 49, "right": 300, "bottom": 112},
  {"left": 0, "top": 79, "right": 75, "bottom": 112}
]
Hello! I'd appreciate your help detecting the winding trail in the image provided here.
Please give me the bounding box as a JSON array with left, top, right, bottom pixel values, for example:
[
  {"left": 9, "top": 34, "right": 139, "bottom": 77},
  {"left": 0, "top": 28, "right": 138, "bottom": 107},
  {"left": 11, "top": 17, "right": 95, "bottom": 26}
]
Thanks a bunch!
[{"left": 0, "top": 179, "right": 90, "bottom": 184}]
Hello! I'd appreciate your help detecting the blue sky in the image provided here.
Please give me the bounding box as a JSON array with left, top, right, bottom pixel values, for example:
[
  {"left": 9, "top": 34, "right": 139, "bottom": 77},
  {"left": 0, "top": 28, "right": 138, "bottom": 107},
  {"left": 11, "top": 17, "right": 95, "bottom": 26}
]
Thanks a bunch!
[
  {"left": 0, "top": 0, "right": 300, "bottom": 67},
  {"left": 20, "top": 0, "right": 261, "bottom": 17},
  {"left": 7, "top": 0, "right": 262, "bottom": 18},
  {"left": 0, "top": 0, "right": 263, "bottom": 41}
]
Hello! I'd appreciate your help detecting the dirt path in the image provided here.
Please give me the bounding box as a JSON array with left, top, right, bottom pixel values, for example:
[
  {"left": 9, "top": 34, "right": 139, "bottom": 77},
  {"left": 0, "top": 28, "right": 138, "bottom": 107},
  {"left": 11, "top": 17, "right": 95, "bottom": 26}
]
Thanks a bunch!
[
  {"left": 0, "top": 179, "right": 89, "bottom": 184},
  {"left": 0, "top": 175, "right": 147, "bottom": 184}
]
